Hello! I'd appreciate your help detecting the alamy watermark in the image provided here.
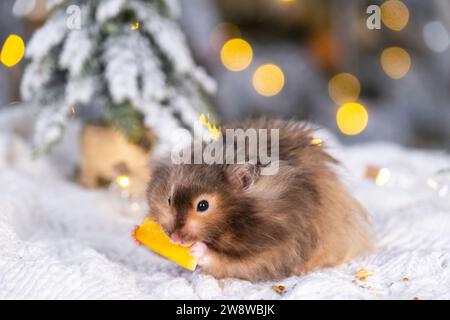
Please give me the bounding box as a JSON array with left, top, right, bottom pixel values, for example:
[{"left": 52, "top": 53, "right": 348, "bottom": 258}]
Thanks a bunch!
[
  {"left": 170, "top": 128, "right": 280, "bottom": 176},
  {"left": 35, "top": 2, "right": 384, "bottom": 31},
  {"left": 366, "top": 5, "right": 382, "bottom": 30},
  {"left": 66, "top": 5, "right": 81, "bottom": 30}
]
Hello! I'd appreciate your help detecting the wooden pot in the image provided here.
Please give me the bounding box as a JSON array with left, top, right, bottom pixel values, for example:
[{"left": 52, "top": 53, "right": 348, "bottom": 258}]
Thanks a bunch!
[{"left": 79, "top": 125, "right": 152, "bottom": 198}]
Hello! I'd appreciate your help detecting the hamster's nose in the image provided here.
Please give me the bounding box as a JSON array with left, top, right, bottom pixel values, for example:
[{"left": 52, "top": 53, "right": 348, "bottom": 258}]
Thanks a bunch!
[
  {"left": 170, "top": 230, "right": 193, "bottom": 247},
  {"left": 170, "top": 231, "right": 182, "bottom": 245}
]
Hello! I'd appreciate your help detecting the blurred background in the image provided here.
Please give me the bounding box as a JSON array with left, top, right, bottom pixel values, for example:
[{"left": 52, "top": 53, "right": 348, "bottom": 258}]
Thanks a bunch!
[{"left": 1, "top": 0, "right": 450, "bottom": 150}]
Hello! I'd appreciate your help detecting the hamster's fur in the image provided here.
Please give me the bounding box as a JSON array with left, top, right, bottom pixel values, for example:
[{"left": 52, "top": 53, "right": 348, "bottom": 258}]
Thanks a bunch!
[{"left": 147, "top": 119, "right": 372, "bottom": 281}]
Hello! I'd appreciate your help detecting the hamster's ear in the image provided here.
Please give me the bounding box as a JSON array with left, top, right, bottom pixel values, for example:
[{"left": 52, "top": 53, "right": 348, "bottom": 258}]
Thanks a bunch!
[
  {"left": 147, "top": 157, "right": 171, "bottom": 194},
  {"left": 226, "top": 163, "right": 260, "bottom": 190}
]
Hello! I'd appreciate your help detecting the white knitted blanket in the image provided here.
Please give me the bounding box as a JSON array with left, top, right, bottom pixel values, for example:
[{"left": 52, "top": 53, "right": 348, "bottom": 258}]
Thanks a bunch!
[{"left": 1, "top": 108, "right": 449, "bottom": 299}]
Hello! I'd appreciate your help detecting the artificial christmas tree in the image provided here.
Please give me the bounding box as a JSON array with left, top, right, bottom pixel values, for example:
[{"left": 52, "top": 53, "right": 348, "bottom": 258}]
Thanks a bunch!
[
  {"left": 23, "top": 0, "right": 215, "bottom": 151},
  {"left": 20, "top": 0, "right": 215, "bottom": 188}
]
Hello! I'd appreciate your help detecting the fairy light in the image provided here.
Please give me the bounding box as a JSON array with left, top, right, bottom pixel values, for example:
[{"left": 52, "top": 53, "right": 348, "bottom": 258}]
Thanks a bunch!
[
  {"left": 1, "top": 34, "right": 25, "bottom": 67},
  {"left": 365, "top": 166, "right": 393, "bottom": 187},
  {"left": 328, "top": 73, "right": 361, "bottom": 105},
  {"left": 131, "top": 21, "right": 140, "bottom": 30},
  {"left": 364, "top": 165, "right": 449, "bottom": 197},
  {"left": 116, "top": 175, "right": 130, "bottom": 188},
  {"left": 252, "top": 64, "right": 285, "bottom": 97},
  {"left": 381, "top": 47, "right": 411, "bottom": 79},
  {"left": 336, "top": 102, "right": 369, "bottom": 136},
  {"left": 311, "top": 137, "right": 323, "bottom": 146},
  {"left": 381, "top": 0, "right": 409, "bottom": 31},
  {"left": 69, "top": 105, "right": 77, "bottom": 117},
  {"left": 220, "top": 38, "right": 253, "bottom": 72},
  {"left": 199, "top": 114, "right": 221, "bottom": 140},
  {"left": 427, "top": 169, "right": 450, "bottom": 197},
  {"left": 375, "top": 168, "right": 391, "bottom": 186}
]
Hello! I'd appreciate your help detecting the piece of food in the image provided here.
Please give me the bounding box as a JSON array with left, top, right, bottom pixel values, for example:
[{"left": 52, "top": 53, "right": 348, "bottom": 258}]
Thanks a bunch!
[
  {"left": 271, "top": 285, "right": 286, "bottom": 294},
  {"left": 355, "top": 268, "right": 374, "bottom": 281},
  {"left": 133, "top": 218, "right": 197, "bottom": 271}
]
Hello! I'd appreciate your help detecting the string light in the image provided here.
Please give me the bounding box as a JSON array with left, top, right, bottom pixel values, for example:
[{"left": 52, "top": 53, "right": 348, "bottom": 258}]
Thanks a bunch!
[
  {"left": 199, "top": 114, "right": 221, "bottom": 140},
  {"left": 427, "top": 168, "right": 450, "bottom": 197},
  {"left": 365, "top": 166, "right": 391, "bottom": 186},
  {"left": 311, "top": 137, "right": 323, "bottom": 146},
  {"left": 365, "top": 165, "right": 449, "bottom": 198},
  {"left": 252, "top": 64, "right": 285, "bottom": 97},
  {"left": 116, "top": 175, "right": 130, "bottom": 188},
  {"left": 131, "top": 21, "right": 140, "bottom": 30},
  {"left": 381, "top": 0, "right": 409, "bottom": 32},
  {"left": 108, "top": 163, "right": 149, "bottom": 217},
  {"left": 336, "top": 102, "right": 369, "bottom": 136},
  {"left": 369, "top": 167, "right": 413, "bottom": 189},
  {"left": 328, "top": 73, "right": 361, "bottom": 105},
  {"left": 381, "top": 47, "right": 411, "bottom": 79},
  {"left": 69, "top": 105, "right": 77, "bottom": 117},
  {"left": 220, "top": 38, "right": 253, "bottom": 72},
  {"left": 375, "top": 168, "right": 391, "bottom": 186},
  {"left": 0, "top": 34, "right": 25, "bottom": 67}
]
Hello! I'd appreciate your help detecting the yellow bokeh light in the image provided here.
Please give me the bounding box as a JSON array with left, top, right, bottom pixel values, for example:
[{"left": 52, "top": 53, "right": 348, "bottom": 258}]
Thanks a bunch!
[
  {"left": 1, "top": 34, "right": 25, "bottom": 67},
  {"left": 311, "top": 137, "right": 323, "bottom": 146},
  {"left": 375, "top": 168, "right": 391, "bottom": 186},
  {"left": 131, "top": 21, "right": 140, "bottom": 30},
  {"left": 199, "top": 113, "right": 221, "bottom": 140},
  {"left": 220, "top": 38, "right": 253, "bottom": 72},
  {"left": 116, "top": 175, "right": 130, "bottom": 188},
  {"left": 381, "top": 47, "right": 411, "bottom": 79},
  {"left": 336, "top": 102, "right": 369, "bottom": 136},
  {"left": 381, "top": 0, "right": 409, "bottom": 31},
  {"left": 328, "top": 73, "right": 361, "bottom": 105},
  {"left": 252, "top": 64, "right": 285, "bottom": 96}
]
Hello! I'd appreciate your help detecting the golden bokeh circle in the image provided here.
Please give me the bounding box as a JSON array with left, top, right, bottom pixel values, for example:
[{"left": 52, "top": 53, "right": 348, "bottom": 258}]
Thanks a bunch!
[
  {"left": 0, "top": 34, "right": 25, "bottom": 67},
  {"left": 336, "top": 102, "right": 369, "bottom": 136},
  {"left": 220, "top": 38, "right": 253, "bottom": 72},
  {"left": 252, "top": 64, "right": 285, "bottom": 96},
  {"left": 328, "top": 73, "right": 361, "bottom": 105},
  {"left": 381, "top": 47, "right": 411, "bottom": 79},
  {"left": 381, "top": 0, "right": 410, "bottom": 31}
]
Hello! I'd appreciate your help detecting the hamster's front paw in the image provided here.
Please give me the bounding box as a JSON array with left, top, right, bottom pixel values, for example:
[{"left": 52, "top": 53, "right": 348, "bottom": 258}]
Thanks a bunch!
[{"left": 190, "top": 242, "right": 209, "bottom": 266}]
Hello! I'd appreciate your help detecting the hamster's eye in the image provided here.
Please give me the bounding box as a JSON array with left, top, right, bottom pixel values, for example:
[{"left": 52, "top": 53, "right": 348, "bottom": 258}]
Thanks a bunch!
[
  {"left": 196, "top": 200, "right": 209, "bottom": 213},
  {"left": 168, "top": 197, "right": 171, "bottom": 206}
]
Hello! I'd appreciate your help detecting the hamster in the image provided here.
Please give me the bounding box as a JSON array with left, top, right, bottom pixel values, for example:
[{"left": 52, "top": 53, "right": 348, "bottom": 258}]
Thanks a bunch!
[{"left": 146, "top": 119, "right": 372, "bottom": 282}]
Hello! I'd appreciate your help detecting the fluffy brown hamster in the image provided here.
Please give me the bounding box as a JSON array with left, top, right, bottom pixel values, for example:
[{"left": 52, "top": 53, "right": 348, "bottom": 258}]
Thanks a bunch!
[{"left": 146, "top": 119, "right": 372, "bottom": 282}]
